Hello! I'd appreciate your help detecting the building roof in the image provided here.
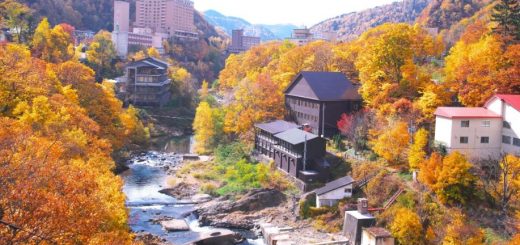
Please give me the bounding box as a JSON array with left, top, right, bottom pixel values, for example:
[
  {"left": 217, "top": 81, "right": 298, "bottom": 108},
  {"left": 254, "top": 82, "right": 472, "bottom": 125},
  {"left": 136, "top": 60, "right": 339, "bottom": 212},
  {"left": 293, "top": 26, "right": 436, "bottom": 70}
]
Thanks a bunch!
[
  {"left": 434, "top": 107, "right": 501, "bottom": 119},
  {"left": 126, "top": 57, "right": 169, "bottom": 69},
  {"left": 274, "top": 128, "right": 319, "bottom": 145},
  {"left": 284, "top": 71, "right": 361, "bottom": 101},
  {"left": 254, "top": 120, "right": 299, "bottom": 134},
  {"left": 364, "top": 227, "right": 392, "bottom": 238},
  {"left": 345, "top": 210, "right": 374, "bottom": 220},
  {"left": 485, "top": 94, "right": 520, "bottom": 111},
  {"left": 315, "top": 176, "right": 354, "bottom": 195}
]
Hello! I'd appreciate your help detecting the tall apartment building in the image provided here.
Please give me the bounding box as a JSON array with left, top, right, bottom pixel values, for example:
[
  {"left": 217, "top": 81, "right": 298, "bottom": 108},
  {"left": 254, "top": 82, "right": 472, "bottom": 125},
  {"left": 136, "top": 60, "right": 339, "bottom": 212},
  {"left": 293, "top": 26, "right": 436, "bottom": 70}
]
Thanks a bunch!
[
  {"left": 135, "top": 0, "right": 196, "bottom": 37},
  {"left": 228, "top": 29, "right": 261, "bottom": 53}
]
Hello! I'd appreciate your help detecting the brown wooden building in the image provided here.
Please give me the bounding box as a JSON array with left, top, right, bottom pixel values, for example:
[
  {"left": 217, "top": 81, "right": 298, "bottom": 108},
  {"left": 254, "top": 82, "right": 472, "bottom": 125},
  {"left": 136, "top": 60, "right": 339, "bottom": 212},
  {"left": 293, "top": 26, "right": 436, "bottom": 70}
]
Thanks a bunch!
[
  {"left": 125, "top": 57, "right": 171, "bottom": 107},
  {"left": 285, "top": 71, "right": 362, "bottom": 137},
  {"left": 254, "top": 120, "right": 299, "bottom": 158}
]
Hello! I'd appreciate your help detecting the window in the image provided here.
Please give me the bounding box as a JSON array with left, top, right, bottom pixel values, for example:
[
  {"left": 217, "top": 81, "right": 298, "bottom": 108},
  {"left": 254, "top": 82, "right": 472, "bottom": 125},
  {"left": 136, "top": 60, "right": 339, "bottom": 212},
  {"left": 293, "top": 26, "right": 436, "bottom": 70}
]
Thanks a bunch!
[
  {"left": 503, "top": 135, "right": 512, "bottom": 144},
  {"left": 345, "top": 188, "right": 352, "bottom": 193},
  {"left": 481, "top": 121, "right": 490, "bottom": 127},
  {"left": 460, "top": 137, "right": 469, "bottom": 144},
  {"left": 503, "top": 121, "right": 511, "bottom": 129},
  {"left": 461, "top": 120, "right": 470, "bottom": 127},
  {"left": 514, "top": 138, "right": 520, "bottom": 147},
  {"left": 480, "top": 137, "right": 489, "bottom": 144}
]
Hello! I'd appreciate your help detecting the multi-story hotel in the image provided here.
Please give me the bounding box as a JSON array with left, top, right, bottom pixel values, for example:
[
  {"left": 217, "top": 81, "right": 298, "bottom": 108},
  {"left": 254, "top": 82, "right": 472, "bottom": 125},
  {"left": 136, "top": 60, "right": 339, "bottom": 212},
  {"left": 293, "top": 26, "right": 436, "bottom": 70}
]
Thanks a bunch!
[
  {"left": 112, "top": 0, "right": 196, "bottom": 57},
  {"left": 228, "top": 29, "right": 261, "bottom": 54},
  {"left": 134, "top": 0, "right": 196, "bottom": 37}
]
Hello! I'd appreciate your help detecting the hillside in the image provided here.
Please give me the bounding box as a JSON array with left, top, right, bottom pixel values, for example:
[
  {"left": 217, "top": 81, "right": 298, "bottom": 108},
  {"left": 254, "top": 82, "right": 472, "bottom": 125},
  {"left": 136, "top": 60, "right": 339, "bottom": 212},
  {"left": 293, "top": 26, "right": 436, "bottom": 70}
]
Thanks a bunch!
[
  {"left": 311, "top": 0, "right": 430, "bottom": 41},
  {"left": 203, "top": 10, "right": 297, "bottom": 40},
  {"left": 416, "top": 0, "right": 491, "bottom": 30}
]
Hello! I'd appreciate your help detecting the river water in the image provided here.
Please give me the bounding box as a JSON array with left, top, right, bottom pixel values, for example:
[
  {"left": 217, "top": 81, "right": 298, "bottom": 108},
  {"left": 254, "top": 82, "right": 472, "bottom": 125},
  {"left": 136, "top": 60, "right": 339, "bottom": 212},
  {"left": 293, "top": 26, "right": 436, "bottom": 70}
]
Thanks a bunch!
[{"left": 121, "top": 136, "right": 264, "bottom": 245}]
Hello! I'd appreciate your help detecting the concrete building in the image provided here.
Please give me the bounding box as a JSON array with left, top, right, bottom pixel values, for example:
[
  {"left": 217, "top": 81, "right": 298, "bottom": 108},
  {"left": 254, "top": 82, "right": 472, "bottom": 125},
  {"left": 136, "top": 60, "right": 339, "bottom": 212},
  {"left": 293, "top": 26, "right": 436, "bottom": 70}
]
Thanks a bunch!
[
  {"left": 434, "top": 94, "right": 520, "bottom": 160},
  {"left": 135, "top": 0, "right": 196, "bottom": 37},
  {"left": 361, "top": 227, "right": 394, "bottom": 245},
  {"left": 125, "top": 57, "right": 172, "bottom": 107},
  {"left": 315, "top": 176, "right": 354, "bottom": 208},
  {"left": 228, "top": 29, "right": 261, "bottom": 53},
  {"left": 285, "top": 72, "right": 362, "bottom": 137},
  {"left": 343, "top": 199, "right": 376, "bottom": 245}
]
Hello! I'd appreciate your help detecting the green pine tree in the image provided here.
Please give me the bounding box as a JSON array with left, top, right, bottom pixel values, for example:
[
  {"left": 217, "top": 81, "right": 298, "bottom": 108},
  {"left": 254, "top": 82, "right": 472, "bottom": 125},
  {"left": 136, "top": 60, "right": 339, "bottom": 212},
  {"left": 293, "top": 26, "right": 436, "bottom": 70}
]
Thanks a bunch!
[{"left": 492, "top": 0, "right": 520, "bottom": 43}]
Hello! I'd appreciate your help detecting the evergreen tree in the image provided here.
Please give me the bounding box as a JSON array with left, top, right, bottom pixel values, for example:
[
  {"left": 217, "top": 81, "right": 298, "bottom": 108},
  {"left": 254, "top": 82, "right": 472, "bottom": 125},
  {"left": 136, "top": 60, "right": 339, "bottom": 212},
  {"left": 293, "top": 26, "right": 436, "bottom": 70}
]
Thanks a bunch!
[{"left": 492, "top": 0, "right": 520, "bottom": 43}]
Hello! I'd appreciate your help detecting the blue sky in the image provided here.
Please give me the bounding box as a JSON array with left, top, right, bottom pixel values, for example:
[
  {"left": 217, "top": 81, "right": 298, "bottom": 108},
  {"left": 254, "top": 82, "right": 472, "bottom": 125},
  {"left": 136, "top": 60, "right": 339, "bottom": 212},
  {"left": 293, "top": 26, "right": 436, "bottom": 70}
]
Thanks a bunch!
[{"left": 193, "top": 0, "right": 399, "bottom": 26}]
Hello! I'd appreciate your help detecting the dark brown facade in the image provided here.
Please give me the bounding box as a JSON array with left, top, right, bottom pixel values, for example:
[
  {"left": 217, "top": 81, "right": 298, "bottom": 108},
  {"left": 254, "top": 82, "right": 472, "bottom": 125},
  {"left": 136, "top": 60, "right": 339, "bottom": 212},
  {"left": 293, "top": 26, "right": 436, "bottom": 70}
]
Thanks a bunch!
[
  {"left": 126, "top": 57, "right": 172, "bottom": 107},
  {"left": 285, "top": 72, "right": 362, "bottom": 137}
]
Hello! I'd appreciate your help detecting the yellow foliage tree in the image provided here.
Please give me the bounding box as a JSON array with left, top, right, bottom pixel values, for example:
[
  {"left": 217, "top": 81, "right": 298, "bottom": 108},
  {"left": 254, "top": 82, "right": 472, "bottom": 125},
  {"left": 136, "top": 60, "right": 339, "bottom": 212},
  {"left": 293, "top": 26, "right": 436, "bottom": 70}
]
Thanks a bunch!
[
  {"left": 370, "top": 121, "right": 411, "bottom": 165},
  {"left": 390, "top": 207, "right": 424, "bottom": 245},
  {"left": 408, "top": 128, "right": 429, "bottom": 170},
  {"left": 32, "top": 18, "right": 75, "bottom": 63},
  {"left": 442, "top": 210, "right": 484, "bottom": 245},
  {"left": 193, "top": 101, "right": 215, "bottom": 154}
]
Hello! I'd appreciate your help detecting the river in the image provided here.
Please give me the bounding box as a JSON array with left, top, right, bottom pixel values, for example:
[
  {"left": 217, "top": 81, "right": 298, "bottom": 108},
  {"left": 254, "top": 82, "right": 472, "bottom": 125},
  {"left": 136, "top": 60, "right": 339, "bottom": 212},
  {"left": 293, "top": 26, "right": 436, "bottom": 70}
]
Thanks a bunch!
[{"left": 121, "top": 136, "right": 264, "bottom": 245}]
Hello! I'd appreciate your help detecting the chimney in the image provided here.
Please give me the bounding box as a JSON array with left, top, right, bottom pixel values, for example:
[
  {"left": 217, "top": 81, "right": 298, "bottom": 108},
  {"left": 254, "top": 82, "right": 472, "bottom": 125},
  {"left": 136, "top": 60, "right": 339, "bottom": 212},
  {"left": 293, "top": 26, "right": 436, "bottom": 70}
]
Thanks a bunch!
[{"left": 357, "top": 198, "right": 368, "bottom": 214}]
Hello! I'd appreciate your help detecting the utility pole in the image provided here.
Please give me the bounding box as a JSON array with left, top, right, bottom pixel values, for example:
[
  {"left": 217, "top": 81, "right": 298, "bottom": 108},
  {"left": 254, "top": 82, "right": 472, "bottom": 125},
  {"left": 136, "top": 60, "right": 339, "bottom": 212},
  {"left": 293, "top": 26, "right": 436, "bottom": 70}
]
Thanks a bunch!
[{"left": 303, "top": 134, "right": 307, "bottom": 171}]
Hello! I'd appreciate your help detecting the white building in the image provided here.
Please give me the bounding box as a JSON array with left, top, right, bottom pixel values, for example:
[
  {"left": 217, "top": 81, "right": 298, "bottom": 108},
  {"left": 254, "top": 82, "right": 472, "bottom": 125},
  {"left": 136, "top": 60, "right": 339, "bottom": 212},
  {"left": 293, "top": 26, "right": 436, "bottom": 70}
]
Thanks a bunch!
[
  {"left": 315, "top": 176, "right": 354, "bottom": 208},
  {"left": 361, "top": 227, "right": 394, "bottom": 245},
  {"left": 434, "top": 94, "right": 520, "bottom": 160}
]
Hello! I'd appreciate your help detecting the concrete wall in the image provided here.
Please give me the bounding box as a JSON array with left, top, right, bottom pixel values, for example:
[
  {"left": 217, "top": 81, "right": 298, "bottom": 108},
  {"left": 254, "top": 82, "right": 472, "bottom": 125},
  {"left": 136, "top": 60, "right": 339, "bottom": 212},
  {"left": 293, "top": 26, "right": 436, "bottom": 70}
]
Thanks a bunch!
[
  {"left": 316, "top": 183, "right": 353, "bottom": 208},
  {"left": 114, "top": 1, "right": 129, "bottom": 33},
  {"left": 434, "top": 116, "right": 453, "bottom": 148},
  {"left": 361, "top": 231, "right": 394, "bottom": 245}
]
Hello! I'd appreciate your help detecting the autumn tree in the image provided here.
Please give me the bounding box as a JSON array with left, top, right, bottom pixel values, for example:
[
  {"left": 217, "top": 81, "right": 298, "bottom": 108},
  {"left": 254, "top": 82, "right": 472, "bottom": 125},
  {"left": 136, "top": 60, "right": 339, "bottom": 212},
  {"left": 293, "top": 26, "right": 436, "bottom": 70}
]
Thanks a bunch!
[
  {"left": 193, "top": 101, "right": 215, "bottom": 154},
  {"left": 420, "top": 151, "right": 477, "bottom": 204},
  {"left": 354, "top": 23, "right": 440, "bottom": 112},
  {"left": 31, "top": 18, "right": 74, "bottom": 63},
  {"left": 443, "top": 209, "right": 485, "bottom": 245},
  {"left": 480, "top": 154, "right": 520, "bottom": 215},
  {"left": 408, "top": 128, "right": 429, "bottom": 170},
  {"left": 0, "top": 0, "right": 33, "bottom": 43},
  {"left": 86, "top": 30, "right": 118, "bottom": 81},
  {"left": 390, "top": 207, "right": 424, "bottom": 245},
  {"left": 370, "top": 121, "right": 411, "bottom": 165},
  {"left": 337, "top": 113, "right": 354, "bottom": 136}
]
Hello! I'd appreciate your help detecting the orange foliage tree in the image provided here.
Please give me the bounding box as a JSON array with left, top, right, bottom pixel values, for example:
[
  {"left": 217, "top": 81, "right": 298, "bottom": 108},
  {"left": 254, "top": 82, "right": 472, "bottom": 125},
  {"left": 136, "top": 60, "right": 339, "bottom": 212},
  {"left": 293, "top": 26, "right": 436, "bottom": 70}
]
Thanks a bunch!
[{"left": 0, "top": 43, "right": 139, "bottom": 243}]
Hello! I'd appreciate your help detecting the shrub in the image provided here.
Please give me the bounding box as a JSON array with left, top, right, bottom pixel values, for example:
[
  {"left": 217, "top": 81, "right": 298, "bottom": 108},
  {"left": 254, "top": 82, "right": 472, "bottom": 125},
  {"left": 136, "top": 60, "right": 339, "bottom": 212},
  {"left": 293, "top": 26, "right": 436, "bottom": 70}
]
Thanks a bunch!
[{"left": 201, "top": 183, "right": 217, "bottom": 196}]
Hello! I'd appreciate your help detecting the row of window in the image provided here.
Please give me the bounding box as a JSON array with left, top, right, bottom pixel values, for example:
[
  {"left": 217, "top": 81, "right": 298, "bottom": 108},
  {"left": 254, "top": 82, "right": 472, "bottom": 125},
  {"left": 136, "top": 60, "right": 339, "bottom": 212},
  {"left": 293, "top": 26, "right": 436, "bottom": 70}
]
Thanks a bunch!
[
  {"left": 287, "top": 97, "right": 319, "bottom": 109},
  {"left": 502, "top": 135, "right": 520, "bottom": 146},
  {"left": 459, "top": 136, "right": 489, "bottom": 144},
  {"left": 460, "top": 120, "right": 514, "bottom": 129},
  {"left": 460, "top": 120, "right": 490, "bottom": 128},
  {"left": 296, "top": 111, "right": 318, "bottom": 122}
]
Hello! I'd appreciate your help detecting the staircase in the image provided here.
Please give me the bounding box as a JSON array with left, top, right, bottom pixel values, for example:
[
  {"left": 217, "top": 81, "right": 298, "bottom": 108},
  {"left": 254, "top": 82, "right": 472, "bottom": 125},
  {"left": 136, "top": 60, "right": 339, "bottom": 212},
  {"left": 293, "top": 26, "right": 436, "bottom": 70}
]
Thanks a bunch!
[{"left": 383, "top": 188, "right": 404, "bottom": 210}]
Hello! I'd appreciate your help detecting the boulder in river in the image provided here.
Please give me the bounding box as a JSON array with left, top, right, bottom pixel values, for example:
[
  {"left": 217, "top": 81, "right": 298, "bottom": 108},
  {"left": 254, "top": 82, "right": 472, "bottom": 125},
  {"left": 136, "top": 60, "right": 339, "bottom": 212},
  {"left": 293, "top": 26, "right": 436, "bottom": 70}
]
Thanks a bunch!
[
  {"left": 191, "top": 194, "right": 212, "bottom": 203},
  {"left": 161, "top": 219, "right": 190, "bottom": 231}
]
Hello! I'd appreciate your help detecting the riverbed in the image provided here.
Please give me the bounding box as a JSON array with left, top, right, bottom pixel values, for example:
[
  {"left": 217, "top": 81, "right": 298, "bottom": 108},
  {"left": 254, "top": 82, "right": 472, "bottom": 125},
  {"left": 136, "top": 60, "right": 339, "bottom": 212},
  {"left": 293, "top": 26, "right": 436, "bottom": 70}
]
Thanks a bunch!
[{"left": 121, "top": 136, "right": 264, "bottom": 245}]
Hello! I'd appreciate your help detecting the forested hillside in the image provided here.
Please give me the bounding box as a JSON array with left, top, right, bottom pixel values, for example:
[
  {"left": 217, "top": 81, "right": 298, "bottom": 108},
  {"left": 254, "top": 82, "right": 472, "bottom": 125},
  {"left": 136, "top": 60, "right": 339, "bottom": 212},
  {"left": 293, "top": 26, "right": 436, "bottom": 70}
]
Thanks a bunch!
[
  {"left": 311, "top": 0, "right": 430, "bottom": 41},
  {"left": 416, "top": 0, "right": 491, "bottom": 29}
]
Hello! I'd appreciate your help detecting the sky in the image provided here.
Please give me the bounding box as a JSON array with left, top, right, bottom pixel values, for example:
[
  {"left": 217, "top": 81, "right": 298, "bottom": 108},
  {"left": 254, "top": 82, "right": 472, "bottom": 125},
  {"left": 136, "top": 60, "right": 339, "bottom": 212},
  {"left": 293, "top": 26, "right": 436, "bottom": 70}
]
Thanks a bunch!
[{"left": 193, "top": 0, "right": 399, "bottom": 27}]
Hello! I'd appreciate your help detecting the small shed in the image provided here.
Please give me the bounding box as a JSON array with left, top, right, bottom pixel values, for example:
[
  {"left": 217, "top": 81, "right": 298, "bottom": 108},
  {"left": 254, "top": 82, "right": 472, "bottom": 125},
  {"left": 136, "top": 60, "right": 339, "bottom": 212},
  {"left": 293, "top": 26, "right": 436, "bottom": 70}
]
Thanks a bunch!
[
  {"left": 315, "top": 176, "right": 354, "bottom": 208},
  {"left": 343, "top": 199, "right": 376, "bottom": 245},
  {"left": 361, "top": 227, "right": 394, "bottom": 245}
]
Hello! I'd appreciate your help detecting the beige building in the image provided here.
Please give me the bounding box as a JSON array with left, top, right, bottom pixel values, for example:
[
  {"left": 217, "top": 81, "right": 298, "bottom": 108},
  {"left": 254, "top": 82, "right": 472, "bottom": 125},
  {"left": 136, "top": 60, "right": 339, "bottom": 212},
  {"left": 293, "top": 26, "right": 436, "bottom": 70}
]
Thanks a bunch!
[
  {"left": 135, "top": 0, "right": 196, "bottom": 37},
  {"left": 361, "top": 227, "right": 394, "bottom": 245},
  {"left": 228, "top": 29, "right": 260, "bottom": 53},
  {"left": 434, "top": 94, "right": 520, "bottom": 160}
]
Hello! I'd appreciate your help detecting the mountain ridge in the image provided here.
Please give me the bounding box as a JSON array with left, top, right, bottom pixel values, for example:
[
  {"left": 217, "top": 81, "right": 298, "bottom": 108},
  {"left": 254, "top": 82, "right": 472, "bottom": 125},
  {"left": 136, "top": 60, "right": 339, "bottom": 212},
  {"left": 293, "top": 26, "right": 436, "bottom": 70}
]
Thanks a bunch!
[{"left": 203, "top": 9, "right": 298, "bottom": 40}]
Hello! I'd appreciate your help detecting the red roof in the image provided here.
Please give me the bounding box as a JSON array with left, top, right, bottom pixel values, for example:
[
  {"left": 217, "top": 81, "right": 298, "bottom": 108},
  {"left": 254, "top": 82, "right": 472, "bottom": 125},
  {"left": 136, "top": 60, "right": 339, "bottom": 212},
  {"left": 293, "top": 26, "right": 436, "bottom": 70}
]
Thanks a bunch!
[
  {"left": 485, "top": 94, "right": 520, "bottom": 111},
  {"left": 435, "top": 107, "right": 501, "bottom": 119}
]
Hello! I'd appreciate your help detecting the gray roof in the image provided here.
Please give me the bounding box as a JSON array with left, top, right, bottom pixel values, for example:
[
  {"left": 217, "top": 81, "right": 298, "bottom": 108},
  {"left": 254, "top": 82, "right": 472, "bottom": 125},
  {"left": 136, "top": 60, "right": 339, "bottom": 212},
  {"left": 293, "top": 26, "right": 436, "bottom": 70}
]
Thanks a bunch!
[
  {"left": 255, "top": 120, "right": 299, "bottom": 134},
  {"left": 284, "top": 71, "right": 361, "bottom": 101},
  {"left": 315, "top": 176, "right": 354, "bottom": 195},
  {"left": 126, "top": 57, "right": 169, "bottom": 69},
  {"left": 274, "top": 128, "right": 319, "bottom": 145}
]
